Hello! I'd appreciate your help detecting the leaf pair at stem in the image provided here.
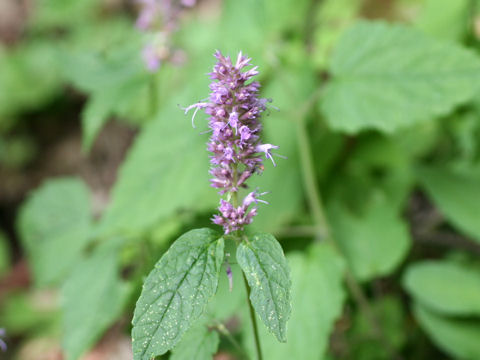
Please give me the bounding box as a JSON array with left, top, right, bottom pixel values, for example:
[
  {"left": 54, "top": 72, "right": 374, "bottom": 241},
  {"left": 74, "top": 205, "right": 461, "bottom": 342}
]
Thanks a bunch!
[{"left": 131, "top": 228, "right": 291, "bottom": 360}]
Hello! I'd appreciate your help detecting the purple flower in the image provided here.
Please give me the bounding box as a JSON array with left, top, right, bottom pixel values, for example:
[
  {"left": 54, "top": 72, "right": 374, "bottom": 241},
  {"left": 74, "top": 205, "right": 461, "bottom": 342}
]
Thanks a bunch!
[
  {"left": 256, "top": 143, "right": 285, "bottom": 167},
  {"left": 142, "top": 43, "right": 162, "bottom": 72},
  {"left": 181, "top": 0, "right": 196, "bottom": 6},
  {"left": 136, "top": 0, "right": 159, "bottom": 30},
  {"left": 0, "top": 328, "right": 6, "bottom": 352},
  {"left": 186, "top": 51, "right": 283, "bottom": 234},
  {"left": 136, "top": 0, "right": 195, "bottom": 71}
]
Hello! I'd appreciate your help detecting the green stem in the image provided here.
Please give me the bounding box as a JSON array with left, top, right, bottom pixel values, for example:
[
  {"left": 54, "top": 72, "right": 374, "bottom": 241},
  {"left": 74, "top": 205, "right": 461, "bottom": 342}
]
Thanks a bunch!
[
  {"left": 295, "top": 118, "right": 329, "bottom": 240},
  {"left": 242, "top": 272, "right": 263, "bottom": 360},
  {"left": 149, "top": 75, "right": 158, "bottom": 118},
  {"left": 467, "top": 0, "right": 478, "bottom": 45},
  {"left": 215, "top": 323, "right": 249, "bottom": 359},
  {"left": 295, "top": 116, "right": 400, "bottom": 359}
]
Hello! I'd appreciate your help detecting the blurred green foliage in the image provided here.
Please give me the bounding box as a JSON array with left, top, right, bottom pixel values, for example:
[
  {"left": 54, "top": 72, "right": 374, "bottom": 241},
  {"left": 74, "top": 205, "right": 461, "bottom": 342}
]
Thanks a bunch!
[{"left": 2, "top": 0, "right": 480, "bottom": 359}]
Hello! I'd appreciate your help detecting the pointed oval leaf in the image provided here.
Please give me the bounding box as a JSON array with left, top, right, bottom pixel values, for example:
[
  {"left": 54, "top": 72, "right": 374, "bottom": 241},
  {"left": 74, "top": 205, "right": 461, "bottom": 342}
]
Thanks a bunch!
[
  {"left": 132, "top": 228, "right": 224, "bottom": 360},
  {"left": 237, "top": 233, "right": 291, "bottom": 342},
  {"left": 328, "top": 199, "right": 411, "bottom": 282},
  {"left": 417, "top": 166, "right": 480, "bottom": 243},
  {"left": 62, "top": 247, "right": 130, "bottom": 360},
  {"left": 404, "top": 261, "right": 480, "bottom": 316},
  {"left": 321, "top": 21, "right": 480, "bottom": 133},
  {"left": 245, "top": 243, "right": 346, "bottom": 360},
  {"left": 414, "top": 303, "right": 480, "bottom": 360},
  {"left": 17, "top": 177, "right": 92, "bottom": 286},
  {"left": 96, "top": 97, "right": 215, "bottom": 237}
]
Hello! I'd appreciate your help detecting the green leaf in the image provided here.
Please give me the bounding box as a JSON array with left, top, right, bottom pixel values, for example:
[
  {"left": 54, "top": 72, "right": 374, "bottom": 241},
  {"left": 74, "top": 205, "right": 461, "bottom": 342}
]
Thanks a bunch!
[
  {"left": 328, "top": 198, "right": 411, "bottom": 281},
  {"left": 349, "top": 296, "right": 406, "bottom": 360},
  {"left": 17, "top": 178, "right": 92, "bottom": 286},
  {"left": 416, "top": 0, "right": 470, "bottom": 42},
  {"left": 237, "top": 233, "right": 291, "bottom": 342},
  {"left": 0, "top": 41, "right": 62, "bottom": 118},
  {"left": 96, "top": 91, "right": 215, "bottom": 236},
  {"left": 0, "top": 291, "right": 59, "bottom": 336},
  {"left": 312, "top": 0, "right": 362, "bottom": 68},
  {"left": 170, "top": 321, "right": 220, "bottom": 360},
  {"left": 132, "top": 229, "right": 224, "bottom": 360},
  {"left": 0, "top": 231, "right": 10, "bottom": 277},
  {"left": 417, "top": 166, "right": 480, "bottom": 243},
  {"left": 61, "top": 40, "right": 149, "bottom": 151},
  {"left": 29, "top": 0, "right": 99, "bottom": 30},
  {"left": 321, "top": 21, "right": 480, "bottom": 133},
  {"left": 244, "top": 243, "right": 345, "bottom": 359},
  {"left": 206, "top": 263, "right": 246, "bottom": 321},
  {"left": 81, "top": 93, "right": 113, "bottom": 151},
  {"left": 80, "top": 76, "right": 149, "bottom": 151},
  {"left": 219, "top": 0, "right": 266, "bottom": 60},
  {"left": 62, "top": 247, "right": 130, "bottom": 360},
  {"left": 404, "top": 261, "right": 480, "bottom": 316},
  {"left": 263, "top": 0, "right": 310, "bottom": 35},
  {"left": 332, "top": 133, "right": 415, "bottom": 211},
  {"left": 414, "top": 303, "right": 480, "bottom": 360},
  {"left": 251, "top": 65, "right": 311, "bottom": 232}
]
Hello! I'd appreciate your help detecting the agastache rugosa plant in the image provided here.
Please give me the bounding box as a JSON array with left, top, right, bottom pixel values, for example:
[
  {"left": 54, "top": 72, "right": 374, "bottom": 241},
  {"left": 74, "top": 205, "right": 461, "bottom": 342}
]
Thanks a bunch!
[
  {"left": 185, "top": 50, "right": 284, "bottom": 234},
  {"left": 132, "top": 52, "right": 291, "bottom": 360},
  {"left": 135, "top": 0, "right": 195, "bottom": 71}
]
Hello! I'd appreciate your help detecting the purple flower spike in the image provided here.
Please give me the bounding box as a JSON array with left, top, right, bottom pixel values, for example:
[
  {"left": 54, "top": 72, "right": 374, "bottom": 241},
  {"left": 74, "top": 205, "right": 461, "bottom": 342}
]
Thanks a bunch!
[
  {"left": 186, "top": 51, "right": 283, "bottom": 234},
  {"left": 136, "top": 0, "right": 196, "bottom": 71},
  {"left": 136, "top": 0, "right": 158, "bottom": 30}
]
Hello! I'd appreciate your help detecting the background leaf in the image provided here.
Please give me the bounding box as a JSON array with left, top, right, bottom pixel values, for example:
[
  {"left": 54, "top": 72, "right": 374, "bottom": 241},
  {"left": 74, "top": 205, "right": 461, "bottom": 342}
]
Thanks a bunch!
[
  {"left": 17, "top": 178, "right": 92, "bottom": 286},
  {"left": 0, "top": 231, "right": 10, "bottom": 277},
  {"left": 60, "top": 40, "right": 149, "bottom": 151},
  {"left": 417, "top": 166, "right": 480, "bottom": 243},
  {"left": 328, "top": 198, "right": 411, "bottom": 281},
  {"left": 404, "top": 260, "right": 480, "bottom": 316},
  {"left": 414, "top": 304, "right": 480, "bottom": 360},
  {"left": 29, "top": 0, "right": 99, "bottom": 30},
  {"left": 348, "top": 296, "right": 407, "bottom": 360},
  {"left": 321, "top": 21, "right": 480, "bottom": 133},
  {"left": 415, "top": 0, "right": 470, "bottom": 42},
  {"left": 97, "top": 96, "right": 216, "bottom": 236},
  {"left": 237, "top": 233, "right": 291, "bottom": 342},
  {"left": 0, "top": 41, "right": 62, "bottom": 118},
  {"left": 250, "top": 65, "right": 312, "bottom": 232},
  {"left": 312, "top": 0, "right": 362, "bottom": 68},
  {"left": 61, "top": 246, "right": 130, "bottom": 360},
  {"left": 132, "top": 229, "right": 224, "bottom": 359}
]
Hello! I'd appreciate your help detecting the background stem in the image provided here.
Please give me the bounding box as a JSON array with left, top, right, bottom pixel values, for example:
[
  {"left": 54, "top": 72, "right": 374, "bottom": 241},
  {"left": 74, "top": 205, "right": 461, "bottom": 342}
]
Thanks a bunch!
[
  {"left": 295, "top": 118, "right": 329, "bottom": 240},
  {"left": 149, "top": 75, "right": 158, "bottom": 118},
  {"left": 242, "top": 271, "right": 263, "bottom": 360},
  {"left": 295, "top": 116, "right": 401, "bottom": 359},
  {"left": 215, "top": 323, "right": 249, "bottom": 359}
]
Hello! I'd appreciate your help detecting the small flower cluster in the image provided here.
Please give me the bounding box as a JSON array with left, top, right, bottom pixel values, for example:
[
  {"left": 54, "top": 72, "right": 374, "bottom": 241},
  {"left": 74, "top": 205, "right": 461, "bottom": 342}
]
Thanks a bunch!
[
  {"left": 186, "top": 51, "right": 282, "bottom": 234},
  {"left": 135, "top": 0, "right": 195, "bottom": 72}
]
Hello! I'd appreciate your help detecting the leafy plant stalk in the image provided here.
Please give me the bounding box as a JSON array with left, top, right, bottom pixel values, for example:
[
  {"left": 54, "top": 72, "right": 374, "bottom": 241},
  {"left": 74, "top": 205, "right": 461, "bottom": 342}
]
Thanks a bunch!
[
  {"left": 132, "top": 51, "right": 291, "bottom": 360},
  {"left": 149, "top": 75, "right": 158, "bottom": 117}
]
